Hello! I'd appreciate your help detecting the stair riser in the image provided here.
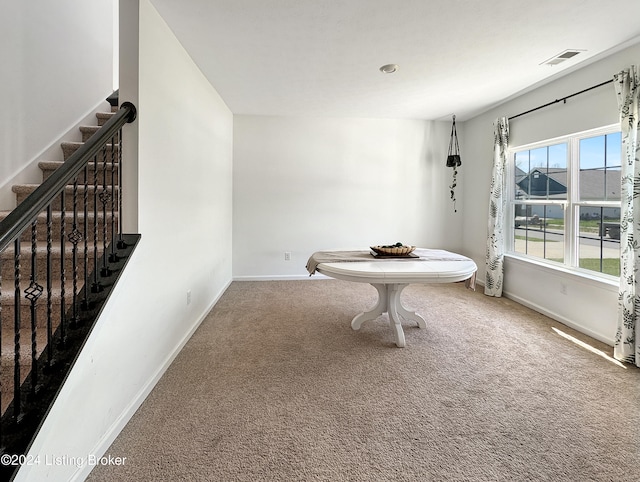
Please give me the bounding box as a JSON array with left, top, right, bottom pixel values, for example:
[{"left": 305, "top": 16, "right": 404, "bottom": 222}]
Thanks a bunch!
[
  {"left": 96, "top": 112, "right": 114, "bottom": 126},
  {"left": 1, "top": 328, "right": 54, "bottom": 416},
  {"left": 0, "top": 252, "right": 101, "bottom": 283},
  {"left": 42, "top": 167, "right": 118, "bottom": 186},
  {"left": 62, "top": 143, "right": 119, "bottom": 162},
  {"left": 1, "top": 302, "right": 64, "bottom": 330},
  {"left": 15, "top": 187, "right": 118, "bottom": 212},
  {"left": 80, "top": 127, "right": 100, "bottom": 143},
  {"left": 16, "top": 215, "right": 115, "bottom": 243}
]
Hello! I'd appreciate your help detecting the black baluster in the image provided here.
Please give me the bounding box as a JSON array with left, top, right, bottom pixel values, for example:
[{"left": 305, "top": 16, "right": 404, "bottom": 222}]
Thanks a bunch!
[
  {"left": 69, "top": 177, "right": 82, "bottom": 328},
  {"left": 82, "top": 163, "right": 90, "bottom": 309},
  {"left": 116, "top": 127, "right": 127, "bottom": 250},
  {"left": 92, "top": 149, "right": 104, "bottom": 293},
  {"left": 45, "top": 205, "right": 53, "bottom": 368},
  {"left": 25, "top": 221, "right": 43, "bottom": 395},
  {"left": 59, "top": 191, "right": 66, "bottom": 347},
  {"left": 99, "top": 142, "right": 112, "bottom": 277},
  {"left": 13, "top": 238, "right": 21, "bottom": 420},
  {"left": 109, "top": 132, "right": 119, "bottom": 263}
]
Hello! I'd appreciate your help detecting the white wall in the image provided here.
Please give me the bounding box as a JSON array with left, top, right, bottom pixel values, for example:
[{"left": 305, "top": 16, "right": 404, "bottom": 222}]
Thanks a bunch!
[
  {"left": 0, "top": 0, "right": 115, "bottom": 208},
  {"left": 15, "top": 1, "right": 234, "bottom": 480},
  {"left": 462, "top": 41, "right": 640, "bottom": 344},
  {"left": 233, "top": 116, "right": 463, "bottom": 278}
]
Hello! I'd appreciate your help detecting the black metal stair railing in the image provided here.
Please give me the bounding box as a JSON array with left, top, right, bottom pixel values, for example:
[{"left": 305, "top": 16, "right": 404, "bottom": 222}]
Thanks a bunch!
[{"left": 0, "top": 101, "right": 139, "bottom": 479}]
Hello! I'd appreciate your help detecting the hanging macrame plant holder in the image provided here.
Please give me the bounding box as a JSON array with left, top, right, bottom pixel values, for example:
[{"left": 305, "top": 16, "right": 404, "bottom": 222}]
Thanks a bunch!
[{"left": 447, "top": 115, "right": 461, "bottom": 212}]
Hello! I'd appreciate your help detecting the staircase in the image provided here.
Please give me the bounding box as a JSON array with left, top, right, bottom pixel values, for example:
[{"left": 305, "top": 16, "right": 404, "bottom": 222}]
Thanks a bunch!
[
  {"left": 0, "top": 107, "right": 115, "bottom": 414},
  {"left": 0, "top": 98, "right": 139, "bottom": 480}
]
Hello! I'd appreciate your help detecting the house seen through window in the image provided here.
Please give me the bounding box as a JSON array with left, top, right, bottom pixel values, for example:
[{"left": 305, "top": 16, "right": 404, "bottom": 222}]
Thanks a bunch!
[{"left": 510, "top": 126, "right": 621, "bottom": 278}]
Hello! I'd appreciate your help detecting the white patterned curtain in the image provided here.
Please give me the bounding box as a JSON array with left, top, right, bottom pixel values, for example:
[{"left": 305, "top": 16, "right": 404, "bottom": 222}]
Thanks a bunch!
[
  {"left": 485, "top": 117, "right": 510, "bottom": 297},
  {"left": 614, "top": 66, "right": 640, "bottom": 367}
]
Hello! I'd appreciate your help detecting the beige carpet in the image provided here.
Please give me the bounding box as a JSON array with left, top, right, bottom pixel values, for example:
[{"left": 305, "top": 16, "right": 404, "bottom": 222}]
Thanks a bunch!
[{"left": 87, "top": 280, "right": 640, "bottom": 481}]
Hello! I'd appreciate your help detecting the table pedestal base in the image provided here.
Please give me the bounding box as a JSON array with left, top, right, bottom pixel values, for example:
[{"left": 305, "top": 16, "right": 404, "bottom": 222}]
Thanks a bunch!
[{"left": 351, "top": 283, "right": 426, "bottom": 348}]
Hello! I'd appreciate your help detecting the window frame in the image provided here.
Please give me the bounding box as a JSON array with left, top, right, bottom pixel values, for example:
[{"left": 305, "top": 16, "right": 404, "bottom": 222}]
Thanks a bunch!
[{"left": 506, "top": 124, "right": 621, "bottom": 280}]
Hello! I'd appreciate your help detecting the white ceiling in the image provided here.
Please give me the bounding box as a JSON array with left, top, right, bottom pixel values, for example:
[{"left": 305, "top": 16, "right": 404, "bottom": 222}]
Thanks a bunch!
[{"left": 149, "top": 0, "right": 640, "bottom": 121}]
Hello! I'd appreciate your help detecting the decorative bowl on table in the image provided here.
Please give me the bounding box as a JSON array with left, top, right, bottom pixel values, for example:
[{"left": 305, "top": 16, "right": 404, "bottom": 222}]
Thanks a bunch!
[{"left": 370, "top": 244, "right": 416, "bottom": 256}]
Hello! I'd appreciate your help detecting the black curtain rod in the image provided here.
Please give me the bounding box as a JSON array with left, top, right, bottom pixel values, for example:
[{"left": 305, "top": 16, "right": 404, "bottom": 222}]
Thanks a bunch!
[{"left": 508, "top": 78, "right": 614, "bottom": 121}]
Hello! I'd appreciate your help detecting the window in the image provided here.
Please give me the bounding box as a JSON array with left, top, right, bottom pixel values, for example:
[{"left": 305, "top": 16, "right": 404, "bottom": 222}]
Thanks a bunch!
[{"left": 509, "top": 126, "right": 621, "bottom": 278}]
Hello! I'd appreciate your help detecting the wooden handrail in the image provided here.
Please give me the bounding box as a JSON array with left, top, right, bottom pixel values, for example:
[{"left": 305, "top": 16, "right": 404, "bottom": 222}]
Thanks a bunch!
[{"left": 0, "top": 102, "right": 136, "bottom": 252}]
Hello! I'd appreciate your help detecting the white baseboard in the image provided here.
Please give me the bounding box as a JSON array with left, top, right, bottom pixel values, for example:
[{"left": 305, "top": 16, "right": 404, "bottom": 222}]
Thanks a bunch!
[
  {"left": 470, "top": 277, "right": 613, "bottom": 346},
  {"left": 233, "top": 274, "right": 331, "bottom": 281},
  {"left": 71, "top": 278, "right": 233, "bottom": 482},
  {"left": 502, "top": 289, "right": 614, "bottom": 346}
]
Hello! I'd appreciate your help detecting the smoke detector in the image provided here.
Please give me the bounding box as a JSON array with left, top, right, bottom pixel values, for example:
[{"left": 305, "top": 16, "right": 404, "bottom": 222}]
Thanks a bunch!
[{"left": 541, "top": 50, "right": 584, "bottom": 66}]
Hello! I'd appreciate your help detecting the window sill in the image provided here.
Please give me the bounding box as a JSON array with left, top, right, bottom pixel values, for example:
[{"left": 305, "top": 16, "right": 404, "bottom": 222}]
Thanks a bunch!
[{"left": 504, "top": 253, "right": 619, "bottom": 292}]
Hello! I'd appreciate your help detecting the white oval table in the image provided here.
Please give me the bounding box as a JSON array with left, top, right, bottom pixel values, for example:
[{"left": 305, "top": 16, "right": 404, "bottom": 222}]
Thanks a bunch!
[{"left": 311, "top": 250, "right": 477, "bottom": 348}]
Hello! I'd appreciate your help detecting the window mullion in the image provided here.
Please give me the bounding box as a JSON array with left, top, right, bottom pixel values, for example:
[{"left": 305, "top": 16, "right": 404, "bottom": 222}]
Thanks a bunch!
[{"left": 566, "top": 137, "right": 577, "bottom": 269}]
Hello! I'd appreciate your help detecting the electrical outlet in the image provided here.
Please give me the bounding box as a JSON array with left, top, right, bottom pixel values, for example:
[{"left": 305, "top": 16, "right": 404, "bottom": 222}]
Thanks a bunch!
[
  {"left": 560, "top": 283, "right": 567, "bottom": 295},
  {"left": 284, "top": 252, "right": 291, "bottom": 261},
  {"left": 187, "top": 290, "right": 192, "bottom": 305}
]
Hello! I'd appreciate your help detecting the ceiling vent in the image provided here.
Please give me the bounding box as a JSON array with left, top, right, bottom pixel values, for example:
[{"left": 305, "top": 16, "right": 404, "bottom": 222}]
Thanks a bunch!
[{"left": 541, "top": 49, "right": 584, "bottom": 66}]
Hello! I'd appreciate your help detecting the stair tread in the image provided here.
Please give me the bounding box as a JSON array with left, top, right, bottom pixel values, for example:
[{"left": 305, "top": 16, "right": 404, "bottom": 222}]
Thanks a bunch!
[
  {"left": 12, "top": 183, "right": 116, "bottom": 191},
  {"left": 60, "top": 141, "right": 118, "bottom": 148},
  {"left": 0, "top": 209, "right": 114, "bottom": 219},
  {"left": 0, "top": 242, "right": 106, "bottom": 256},
  {"left": 38, "top": 160, "right": 118, "bottom": 168}
]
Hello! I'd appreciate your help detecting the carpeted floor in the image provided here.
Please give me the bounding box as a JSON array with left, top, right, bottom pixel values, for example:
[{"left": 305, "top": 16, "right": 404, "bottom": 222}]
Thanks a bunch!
[{"left": 87, "top": 280, "right": 640, "bottom": 481}]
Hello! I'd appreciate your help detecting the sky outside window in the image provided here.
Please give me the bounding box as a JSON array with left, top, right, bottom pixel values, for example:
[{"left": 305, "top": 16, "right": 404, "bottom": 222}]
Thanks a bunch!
[
  {"left": 580, "top": 132, "right": 621, "bottom": 170},
  {"left": 525, "top": 144, "right": 567, "bottom": 171}
]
